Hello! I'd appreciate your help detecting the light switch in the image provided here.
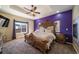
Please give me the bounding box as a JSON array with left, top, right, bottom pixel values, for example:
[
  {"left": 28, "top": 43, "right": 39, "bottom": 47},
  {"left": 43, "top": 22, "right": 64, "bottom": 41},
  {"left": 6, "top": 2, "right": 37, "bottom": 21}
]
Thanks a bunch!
[{"left": 66, "top": 28, "right": 68, "bottom": 31}]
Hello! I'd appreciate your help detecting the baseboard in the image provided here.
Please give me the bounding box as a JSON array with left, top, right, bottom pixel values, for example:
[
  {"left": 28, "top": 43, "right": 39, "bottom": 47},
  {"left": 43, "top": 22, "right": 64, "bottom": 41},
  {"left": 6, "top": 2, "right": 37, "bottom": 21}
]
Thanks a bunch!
[{"left": 72, "top": 42, "right": 79, "bottom": 54}]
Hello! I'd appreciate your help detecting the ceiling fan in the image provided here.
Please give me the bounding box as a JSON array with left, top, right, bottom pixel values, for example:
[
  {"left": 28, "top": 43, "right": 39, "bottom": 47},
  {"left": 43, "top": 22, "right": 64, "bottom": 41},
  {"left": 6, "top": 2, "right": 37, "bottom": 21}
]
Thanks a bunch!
[{"left": 24, "top": 5, "right": 40, "bottom": 16}]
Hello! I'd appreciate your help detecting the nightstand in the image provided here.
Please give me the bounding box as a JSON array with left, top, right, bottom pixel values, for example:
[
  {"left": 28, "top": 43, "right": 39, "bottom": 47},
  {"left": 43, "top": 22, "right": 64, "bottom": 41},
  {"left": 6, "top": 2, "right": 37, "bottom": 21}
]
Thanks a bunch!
[{"left": 55, "top": 33, "right": 65, "bottom": 43}]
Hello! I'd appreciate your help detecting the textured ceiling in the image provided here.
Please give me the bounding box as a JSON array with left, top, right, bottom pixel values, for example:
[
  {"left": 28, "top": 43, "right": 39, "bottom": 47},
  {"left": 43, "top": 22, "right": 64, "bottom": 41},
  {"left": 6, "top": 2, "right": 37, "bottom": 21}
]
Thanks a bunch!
[
  {"left": 10, "top": 5, "right": 73, "bottom": 18},
  {"left": 9, "top": 5, "right": 73, "bottom": 19}
]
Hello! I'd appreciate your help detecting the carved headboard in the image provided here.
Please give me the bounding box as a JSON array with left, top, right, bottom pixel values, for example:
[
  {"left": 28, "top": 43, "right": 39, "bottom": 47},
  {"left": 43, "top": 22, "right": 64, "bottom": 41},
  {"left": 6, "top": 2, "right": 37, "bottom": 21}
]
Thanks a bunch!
[
  {"left": 39, "top": 20, "right": 57, "bottom": 34},
  {"left": 40, "top": 20, "right": 56, "bottom": 28}
]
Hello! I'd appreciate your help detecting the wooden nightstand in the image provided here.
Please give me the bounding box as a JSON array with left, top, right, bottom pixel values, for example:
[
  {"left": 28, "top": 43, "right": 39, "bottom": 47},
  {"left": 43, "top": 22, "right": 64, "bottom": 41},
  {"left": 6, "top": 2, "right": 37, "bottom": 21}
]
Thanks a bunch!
[{"left": 55, "top": 33, "right": 65, "bottom": 43}]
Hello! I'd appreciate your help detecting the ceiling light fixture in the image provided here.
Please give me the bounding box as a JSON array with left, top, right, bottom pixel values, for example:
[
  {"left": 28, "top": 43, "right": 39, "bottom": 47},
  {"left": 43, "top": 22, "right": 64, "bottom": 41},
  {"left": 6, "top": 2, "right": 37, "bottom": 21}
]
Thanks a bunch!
[{"left": 56, "top": 11, "right": 60, "bottom": 13}]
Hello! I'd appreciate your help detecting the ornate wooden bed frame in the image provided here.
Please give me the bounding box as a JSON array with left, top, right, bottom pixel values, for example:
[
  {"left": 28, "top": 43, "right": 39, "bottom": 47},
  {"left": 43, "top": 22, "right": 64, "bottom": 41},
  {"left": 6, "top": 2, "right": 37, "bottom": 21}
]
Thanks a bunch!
[
  {"left": 24, "top": 20, "right": 57, "bottom": 53},
  {"left": 40, "top": 20, "right": 57, "bottom": 28}
]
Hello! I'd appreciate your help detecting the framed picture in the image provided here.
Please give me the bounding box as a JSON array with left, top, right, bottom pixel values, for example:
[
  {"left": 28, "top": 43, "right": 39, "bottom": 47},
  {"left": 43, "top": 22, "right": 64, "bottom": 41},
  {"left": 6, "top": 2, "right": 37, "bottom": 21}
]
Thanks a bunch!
[{"left": 0, "top": 15, "right": 10, "bottom": 27}]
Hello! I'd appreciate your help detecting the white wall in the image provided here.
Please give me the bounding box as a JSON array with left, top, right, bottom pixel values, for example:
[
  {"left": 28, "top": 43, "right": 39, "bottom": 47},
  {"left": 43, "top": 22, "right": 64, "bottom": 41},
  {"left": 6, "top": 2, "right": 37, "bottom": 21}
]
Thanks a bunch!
[
  {"left": 0, "top": 12, "right": 34, "bottom": 42},
  {"left": 73, "top": 6, "right": 79, "bottom": 53}
]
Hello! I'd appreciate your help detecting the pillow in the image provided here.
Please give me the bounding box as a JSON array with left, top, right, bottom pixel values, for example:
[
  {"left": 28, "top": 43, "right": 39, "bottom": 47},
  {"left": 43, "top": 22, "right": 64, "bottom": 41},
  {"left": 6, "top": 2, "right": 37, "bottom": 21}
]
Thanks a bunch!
[
  {"left": 45, "top": 26, "right": 55, "bottom": 33},
  {"left": 45, "top": 29, "right": 51, "bottom": 33},
  {"left": 39, "top": 27, "right": 45, "bottom": 32}
]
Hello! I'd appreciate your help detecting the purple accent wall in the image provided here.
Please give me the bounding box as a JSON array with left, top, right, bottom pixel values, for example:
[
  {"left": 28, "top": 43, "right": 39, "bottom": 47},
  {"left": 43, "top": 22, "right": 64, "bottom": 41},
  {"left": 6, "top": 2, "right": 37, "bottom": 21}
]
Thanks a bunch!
[{"left": 34, "top": 10, "right": 72, "bottom": 43}]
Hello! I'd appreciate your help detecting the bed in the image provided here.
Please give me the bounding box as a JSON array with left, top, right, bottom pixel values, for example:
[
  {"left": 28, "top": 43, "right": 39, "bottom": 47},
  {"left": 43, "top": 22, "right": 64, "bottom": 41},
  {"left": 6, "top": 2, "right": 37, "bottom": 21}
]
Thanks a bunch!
[
  {"left": 24, "top": 31, "right": 56, "bottom": 53},
  {"left": 24, "top": 20, "right": 56, "bottom": 53}
]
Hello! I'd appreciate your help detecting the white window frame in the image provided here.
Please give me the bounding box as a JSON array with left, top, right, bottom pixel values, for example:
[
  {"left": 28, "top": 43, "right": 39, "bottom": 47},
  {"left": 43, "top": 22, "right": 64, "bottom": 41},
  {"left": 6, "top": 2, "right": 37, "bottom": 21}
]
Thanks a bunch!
[
  {"left": 54, "top": 20, "right": 60, "bottom": 32},
  {"left": 15, "top": 21, "right": 28, "bottom": 34}
]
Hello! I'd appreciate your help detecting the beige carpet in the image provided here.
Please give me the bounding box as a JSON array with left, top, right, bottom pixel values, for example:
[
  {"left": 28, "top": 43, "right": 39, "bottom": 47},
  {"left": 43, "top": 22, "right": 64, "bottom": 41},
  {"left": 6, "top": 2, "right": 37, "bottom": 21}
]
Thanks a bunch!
[{"left": 2, "top": 38, "right": 76, "bottom": 54}]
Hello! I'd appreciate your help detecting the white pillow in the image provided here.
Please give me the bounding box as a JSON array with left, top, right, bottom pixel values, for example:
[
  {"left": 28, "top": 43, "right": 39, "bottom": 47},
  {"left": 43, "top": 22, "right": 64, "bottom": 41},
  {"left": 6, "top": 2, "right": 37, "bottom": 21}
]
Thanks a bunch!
[
  {"left": 45, "top": 29, "right": 51, "bottom": 33},
  {"left": 39, "top": 27, "right": 45, "bottom": 32},
  {"left": 45, "top": 26, "right": 54, "bottom": 33},
  {"left": 47, "top": 26, "right": 54, "bottom": 30}
]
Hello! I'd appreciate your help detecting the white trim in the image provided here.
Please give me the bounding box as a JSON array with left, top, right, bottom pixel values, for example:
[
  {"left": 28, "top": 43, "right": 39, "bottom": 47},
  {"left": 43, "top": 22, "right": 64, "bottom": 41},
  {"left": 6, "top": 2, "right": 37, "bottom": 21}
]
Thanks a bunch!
[
  {"left": 72, "top": 41, "right": 79, "bottom": 54},
  {"left": 0, "top": 6, "right": 34, "bottom": 19},
  {"left": 54, "top": 20, "right": 60, "bottom": 32},
  {"left": 15, "top": 22, "right": 27, "bottom": 33}
]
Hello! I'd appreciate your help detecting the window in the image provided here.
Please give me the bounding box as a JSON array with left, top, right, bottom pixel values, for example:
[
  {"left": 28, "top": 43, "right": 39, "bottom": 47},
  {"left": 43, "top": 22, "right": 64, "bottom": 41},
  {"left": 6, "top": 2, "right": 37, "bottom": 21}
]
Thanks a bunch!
[
  {"left": 54, "top": 20, "right": 60, "bottom": 32},
  {"left": 15, "top": 21, "right": 28, "bottom": 33}
]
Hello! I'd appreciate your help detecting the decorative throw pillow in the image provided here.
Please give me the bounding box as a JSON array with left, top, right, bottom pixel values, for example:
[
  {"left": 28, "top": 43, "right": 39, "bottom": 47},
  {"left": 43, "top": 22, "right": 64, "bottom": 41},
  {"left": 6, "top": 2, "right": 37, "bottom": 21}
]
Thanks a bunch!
[
  {"left": 45, "top": 29, "right": 51, "bottom": 33},
  {"left": 45, "top": 26, "right": 55, "bottom": 33},
  {"left": 39, "top": 27, "right": 45, "bottom": 32}
]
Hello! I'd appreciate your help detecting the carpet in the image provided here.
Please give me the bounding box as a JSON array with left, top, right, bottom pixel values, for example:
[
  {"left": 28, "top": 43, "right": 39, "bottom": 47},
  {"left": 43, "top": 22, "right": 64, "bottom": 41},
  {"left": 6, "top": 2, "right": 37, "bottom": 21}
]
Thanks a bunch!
[{"left": 2, "top": 38, "right": 76, "bottom": 54}]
